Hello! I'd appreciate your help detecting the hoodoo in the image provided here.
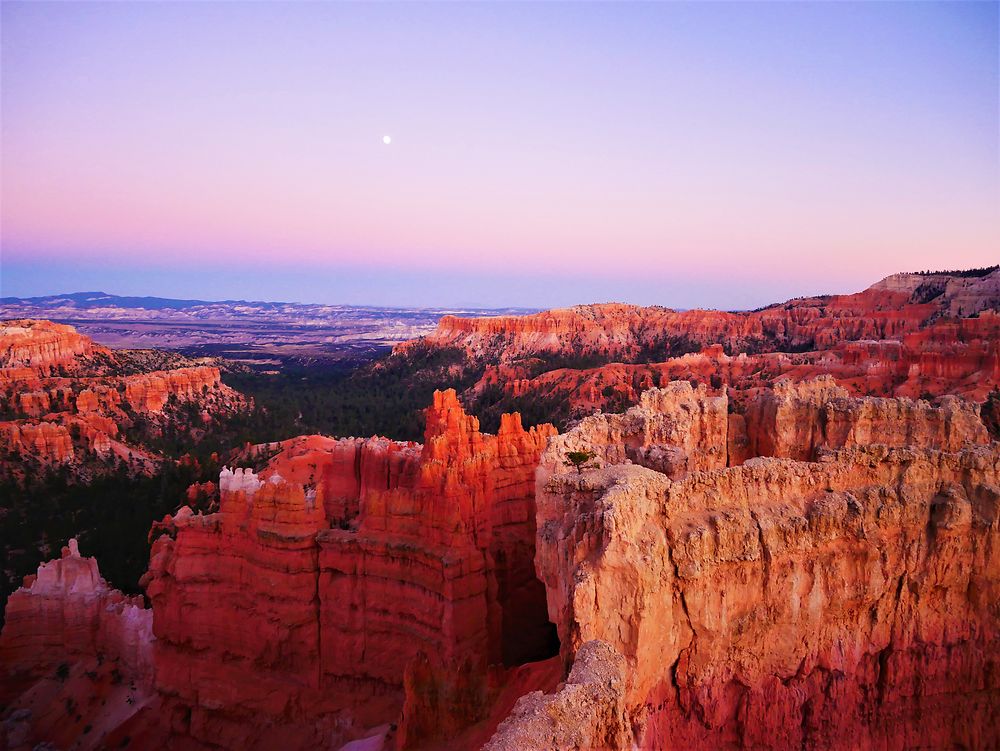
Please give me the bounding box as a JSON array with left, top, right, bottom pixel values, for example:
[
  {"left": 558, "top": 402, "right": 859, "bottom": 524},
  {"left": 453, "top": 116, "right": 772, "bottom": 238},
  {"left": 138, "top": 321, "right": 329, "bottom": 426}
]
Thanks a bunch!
[{"left": 0, "top": 390, "right": 559, "bottom": 749}]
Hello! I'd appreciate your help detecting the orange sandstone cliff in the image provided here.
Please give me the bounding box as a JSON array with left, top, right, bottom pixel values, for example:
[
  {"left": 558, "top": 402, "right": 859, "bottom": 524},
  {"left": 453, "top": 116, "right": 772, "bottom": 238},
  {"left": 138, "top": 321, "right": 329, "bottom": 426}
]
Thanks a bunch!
[
  {"left": 0, "top": 390, "right": 559, "bottom": 750},
  {"left": 487, "top": 379, "right": 999, "bottom": 749}
]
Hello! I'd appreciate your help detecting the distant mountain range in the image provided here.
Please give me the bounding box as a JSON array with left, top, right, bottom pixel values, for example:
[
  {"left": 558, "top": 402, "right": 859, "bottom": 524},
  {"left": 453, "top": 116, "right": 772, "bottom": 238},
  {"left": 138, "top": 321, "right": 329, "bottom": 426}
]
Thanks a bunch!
[
  {"left": 0, "top": 291, "right": 537, "bottom": 361},
  {"left": 0, "top": 290, "right": 536, "bottom": 316}
]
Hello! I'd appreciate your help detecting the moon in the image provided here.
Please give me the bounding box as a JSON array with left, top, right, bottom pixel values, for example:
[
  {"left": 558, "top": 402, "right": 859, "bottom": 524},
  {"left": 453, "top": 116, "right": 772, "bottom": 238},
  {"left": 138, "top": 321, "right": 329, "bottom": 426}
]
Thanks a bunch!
[{"left": 382, "top": 135, "right": 392, "bottom": 145}]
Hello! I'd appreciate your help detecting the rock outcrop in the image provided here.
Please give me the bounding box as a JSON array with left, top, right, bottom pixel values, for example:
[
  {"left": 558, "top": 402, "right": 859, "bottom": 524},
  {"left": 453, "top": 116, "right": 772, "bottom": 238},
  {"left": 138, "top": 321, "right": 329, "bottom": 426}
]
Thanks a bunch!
[
  {"left": 484, "top": 640, "right": 631, "bottom": 751},
  {"left": 394, "top": 270, "right": 1000, "bottom": 425},
  {"left": 0, "top": 320, "right": 100, "bottom": 373},
  {"left": 403, "top": 269, "right": 999, "bottom": 366},
  {"left": 469, "top": 312, "right": 1000, "bottom": 421},
  {"left": 0, "top": 539, "right": 153, "bottom": 685},
  {"left": 0, "top": 320, "right": 249, "bottom": 482},
  {"left": 506, "top": 379, "right": 1000, "bottom": 750},
  {"left": 0, "top": 540, "right": 155, "bottom": 751},
  {"left": 123, "top": 366, "right": 226, "bottom": 413},
  {"left": 138, "top": 390, "right": 557, "bottom": 749}
]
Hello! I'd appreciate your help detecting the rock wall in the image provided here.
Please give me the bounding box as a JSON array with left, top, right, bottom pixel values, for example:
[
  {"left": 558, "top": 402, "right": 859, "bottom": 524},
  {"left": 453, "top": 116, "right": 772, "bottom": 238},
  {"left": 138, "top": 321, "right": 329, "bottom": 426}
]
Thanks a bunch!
[
  {"left": 401, "top": 270, "right": 999, "bottom": 368},
  {"left": 470, "top": 312, "right": 1000, "bottom": 420},
  {"left": 484, "top": 640, "right": 631, "bottom": 751},
  {"left": 553, "top": 381, "right": 729, "bottom": 479},
  {"left": 742, "top": 376, "right": 989, "bottom": 460},
  {"left": 139, "top": 390, "right": 557, "bottom": 749},
  {"left": 0, "top": 421, "right": 76, "bottom": 463},
  {"left": 513, "top": 380, "right": 1000, "bottom": 750},
  {"left": 0, "top": 320, "right": 101, "bottom": 373},
  {"left": 123, "top": 365, "right": 226, "bottom": 413}
]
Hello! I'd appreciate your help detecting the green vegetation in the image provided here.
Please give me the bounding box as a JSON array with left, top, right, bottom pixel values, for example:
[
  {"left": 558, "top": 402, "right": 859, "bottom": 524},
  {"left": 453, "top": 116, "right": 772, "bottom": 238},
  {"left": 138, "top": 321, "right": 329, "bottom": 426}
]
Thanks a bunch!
[
  {"left": 564, "top": 450, "right": 595, "bottom": 474},
  {"left": 913, "top": 266, "right": 997, "bottom": 278},
  {"left": 221, "top": 343, "right": 480, "bottom": 444},
  {"left": 0, "top": 456, "right": 220, "bottom": 620},
  {"left": 982, "top": 388, "right": 1000, "bottom": 442}
]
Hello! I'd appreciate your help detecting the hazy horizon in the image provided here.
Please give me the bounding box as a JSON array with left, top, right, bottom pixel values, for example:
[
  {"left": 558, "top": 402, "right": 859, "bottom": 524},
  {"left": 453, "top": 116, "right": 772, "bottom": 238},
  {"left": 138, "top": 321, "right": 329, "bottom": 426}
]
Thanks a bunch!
[
  {"left": 3, "top": 1, "right": 998, "bottom": 308},
  {"left": 6, "top": 263, "right": 987, "bottom": 313}
]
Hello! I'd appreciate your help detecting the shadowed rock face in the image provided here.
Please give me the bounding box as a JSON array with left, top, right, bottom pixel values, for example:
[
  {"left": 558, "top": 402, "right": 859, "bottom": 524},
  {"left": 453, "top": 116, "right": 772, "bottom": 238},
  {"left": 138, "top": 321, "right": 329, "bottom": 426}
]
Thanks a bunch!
[
  {"left": 510, "top": 380, "right": 999, "bottom": 750},
  {"left": 0, "top": 539, "right": 153, "bottom": 686},
  {"left": 0, "top": 541, "right": 156, "bottom": 751}
]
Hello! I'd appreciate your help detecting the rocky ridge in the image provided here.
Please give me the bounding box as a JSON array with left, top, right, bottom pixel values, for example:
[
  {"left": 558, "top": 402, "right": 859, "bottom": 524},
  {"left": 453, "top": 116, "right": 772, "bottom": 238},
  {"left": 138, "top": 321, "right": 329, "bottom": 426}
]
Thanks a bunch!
[
  {"left": 394, "top": 269, "right": 1000, "bottom": 425},
  {"left": 0, "top": 319, "right": 249, "bottom": 479}
]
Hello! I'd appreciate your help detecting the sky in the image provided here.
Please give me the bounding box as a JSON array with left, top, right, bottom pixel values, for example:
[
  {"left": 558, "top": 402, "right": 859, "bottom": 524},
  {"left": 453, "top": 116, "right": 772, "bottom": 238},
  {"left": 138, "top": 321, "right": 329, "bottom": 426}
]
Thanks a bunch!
[{"left": 2, "top": 1, "right": 997, "bottom": 310}]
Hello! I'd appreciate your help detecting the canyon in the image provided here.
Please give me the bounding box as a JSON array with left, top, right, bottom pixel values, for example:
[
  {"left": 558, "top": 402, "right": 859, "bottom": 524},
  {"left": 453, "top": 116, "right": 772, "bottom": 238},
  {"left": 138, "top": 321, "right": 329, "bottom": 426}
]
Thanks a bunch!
[
  {"left": 2, "top": 389, "right": 560, "bottom": 750},
  {"left": 1, "top": 268, "right": 998, "bottom": 750}
]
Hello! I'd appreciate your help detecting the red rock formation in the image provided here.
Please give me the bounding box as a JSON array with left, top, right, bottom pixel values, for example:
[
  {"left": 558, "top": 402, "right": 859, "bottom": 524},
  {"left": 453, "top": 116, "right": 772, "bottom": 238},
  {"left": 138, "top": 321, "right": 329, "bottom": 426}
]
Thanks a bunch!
[
  {"left": 0, "top": 539, "right": 153, "bottom": 685},
  {"left": 554, "top": 381, "right": 729, "bottom": 479},
  {"left": 485, "top": 640, "right": 631, "bottom": 751},
  {"left": 0, "top": 540, "right": 156, "bottom": 751},
  {"left": 123, "top": 365, "right": 226, "bottom": 413},
  {"left": 0, "top": 320, "right": 250, "bottom": 481},
  {"left": 396, "top": 271, "right": 999, "bottom": 425},
  {"left": 742, "top": 376, "right": 989, "bottom": 460},
  {"left": 3, "top": 266, "right": 998, "bottom": 751},
  {"left": 509, "top": 380, "right": 1000, "bottom": 750},
  {"left": 470, "top": 312, "right": 1000, "bottom": 420},
  {"left": 0, "top": 420, "right": 75, "bottom": 463},
  {"left": 0, "top": 319, "right": 102, "bottom": 373},
  {"left": 139, "top": 390, "right": 557, "bottom": 749}
]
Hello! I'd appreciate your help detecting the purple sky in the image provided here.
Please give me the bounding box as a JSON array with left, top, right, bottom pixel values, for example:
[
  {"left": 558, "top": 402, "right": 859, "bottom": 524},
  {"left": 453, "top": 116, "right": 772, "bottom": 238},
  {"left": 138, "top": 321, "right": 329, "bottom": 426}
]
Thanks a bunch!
[{"left": 2, "top": 1, "right": 997, "bottom": 309}]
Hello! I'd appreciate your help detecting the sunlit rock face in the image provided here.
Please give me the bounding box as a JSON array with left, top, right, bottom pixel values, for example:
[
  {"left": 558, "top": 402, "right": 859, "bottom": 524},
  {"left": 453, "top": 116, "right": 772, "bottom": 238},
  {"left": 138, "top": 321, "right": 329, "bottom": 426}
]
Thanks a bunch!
[
  {"left": 504, "top": 379, "right": 999, "bottom": 750},
  {"left": 138, "top": 389, "right": 557, "bottom": 749},
  {"left": 401, "top": 270, "right": 1000, "bottom": 422},
  {"left": 0, "top": 319, "right": 99, "bottom": 372}
]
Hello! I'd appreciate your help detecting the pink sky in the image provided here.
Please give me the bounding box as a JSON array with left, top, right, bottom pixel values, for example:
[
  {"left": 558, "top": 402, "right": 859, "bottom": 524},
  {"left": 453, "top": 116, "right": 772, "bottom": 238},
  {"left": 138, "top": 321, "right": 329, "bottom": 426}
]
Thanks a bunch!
[{"left": 2, "top": 2, "right": 997, "bottom": 308}]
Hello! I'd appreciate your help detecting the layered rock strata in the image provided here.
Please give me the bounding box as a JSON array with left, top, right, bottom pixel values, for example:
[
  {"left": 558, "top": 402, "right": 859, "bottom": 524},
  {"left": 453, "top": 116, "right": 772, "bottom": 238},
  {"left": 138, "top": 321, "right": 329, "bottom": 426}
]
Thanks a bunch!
[
  {"left": 0, "top": 320, "right": 248, "bottom": 480},
  {"left": 0, "top": 539, "right": 153, "bottom": 684},
  {"left": 139, "top": 390, "right": 557, "bottom": 749},
  {"left": 403, "top": 270, "right": 999, "bottom": 366},
  {"left": 503, "top": 379, "right": 1000, "bottom": 749},
  {"left": 395, "top": 271, "right": 1000, "bottom": 425},
  {"left": 0, "top": 541, "right": 156, "bottom": 751},
  {"left": 471, "top": 312, "right": 1000, "bottom": 419}
]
